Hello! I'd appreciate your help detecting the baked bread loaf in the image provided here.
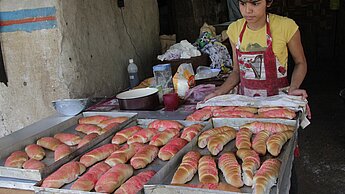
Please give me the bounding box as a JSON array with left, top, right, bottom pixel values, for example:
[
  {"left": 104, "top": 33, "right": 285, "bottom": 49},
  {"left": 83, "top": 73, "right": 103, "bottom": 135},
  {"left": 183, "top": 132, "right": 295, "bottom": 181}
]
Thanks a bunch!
[
  {"left": 252, "top": 130, "right": 270, "bottom": 155},
  {"left": 180, "top": 124, "right": 204, "bottom": 142},
  {"left": 105, "top": 143, "right": 140, "bottom": 166},
  {"left": 77, "top": 133, "right": 99, "bottom": 148},
  {"left": 257, "top": 107, "right": 296, "bottom": 119},
  {"left": 236, "top": 127, "right": 252, "bottom": 150},
  {"left": 127, "top": 128, "right": 158, "bottom": 144},
  {"left": 95, "top": 163, "right": 133, "bottom": 193},
  {"left": 54, "top": 144, "right": 72, "bottom": 161},
  {"left": 171, "top": 151, "right": 201, "bottom": 184},
  {"left": 4, "top": 151, "right": 28, "bottom": 168},
  {"left": 78, "top": 115, "right": 111, "bottom": 125},
  {"left": 130, "top": 144, "right": 158, "bottom": 169},
  {"left": 80, "top": 144, "right": 119, "bottom": 167},
  {"left": 158, "top": 138, "right": 188, "bottom": 161},
  {"left": 198, "top": 126, "right": 234, "bottom": 148},
  {"left": 241, "top": 121, "right": 294, "bottom": 134},
  {"left": 114, "top": 170, "right": 156, "bottom": 194},
  {"left": 75, "top": 124, "right": 103, "bottom": 135},
  {"left": 25, "top": 144, "right": 45, "bottom": 160},
  {"left": 207, "top": 128, "right": 236, "bottom": 155},
  {"left": 22, "top": 159, "right": 46, "bottom": 170},
  {"left": 149, "top": 128, "right": 180, "bottom": 147},
  {"left": 97, "top": 116, "right": 129, "bottom": 128},
  {"left": 36, "top": 137, "right": 63, "bottom": 151},
  {"left": 70, "top": 162, "right": 111, "bottom": 191},
  {"left": 198, "top": 155, "right": 218, "bottom": 184},
  {"left": 54, "top": 133, "right": 81, "bottom": 146},
  {"left": 111, "top": 126, "right": 142, "bottom": 144},
  {"left": 148, "top": 120, "right": 184, "bottom": 131},
  {"left": 252, "top": 159, "right": 281, "bottom": 194},
  {"left": 236, "top": 149, "right": 260, "bottom": 186},
  {"left": 218, "top": 152, "right": 243, "bottom": 188},
  {"left": 185, "top": 108, "right": 212, "bottom": 121},
  {"left": 267, "top": 130, "right": 294, "bottom": 156},
  {"left": 41, "top": 161, "right": 86, "bottom": 188}
]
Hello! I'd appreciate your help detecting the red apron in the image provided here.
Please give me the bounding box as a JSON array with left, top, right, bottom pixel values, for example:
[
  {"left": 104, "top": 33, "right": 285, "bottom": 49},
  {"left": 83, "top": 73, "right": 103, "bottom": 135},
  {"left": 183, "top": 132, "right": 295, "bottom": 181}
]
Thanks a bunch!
[{"left": 236, "top": 16, "right": 289, "bottom": 97}]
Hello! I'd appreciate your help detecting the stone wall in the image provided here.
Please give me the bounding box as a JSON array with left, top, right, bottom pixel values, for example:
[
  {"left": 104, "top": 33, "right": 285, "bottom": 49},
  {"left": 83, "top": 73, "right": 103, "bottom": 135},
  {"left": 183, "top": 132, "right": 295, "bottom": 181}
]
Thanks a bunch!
[{"left": 0, "top": 0, "right": 160, "bottom": 138}]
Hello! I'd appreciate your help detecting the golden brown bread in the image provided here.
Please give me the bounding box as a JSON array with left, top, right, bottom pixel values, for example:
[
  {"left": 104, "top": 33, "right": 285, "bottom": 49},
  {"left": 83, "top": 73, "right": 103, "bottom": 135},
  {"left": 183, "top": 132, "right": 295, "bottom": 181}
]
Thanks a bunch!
[
  {"left": 252, "top": 159, "right": 281, "bottom": 194},
  {"left": 22, "top": 159, "right": 46, "bottom": 170},
  {"left": 198, "top": 155, "right": 218, "bottom": 184},
  {"left": 241, "top": 121, "right": 295, "bottom": 134},
  {"left": 70, "top": 162, "right": 111, "bottom": 191},
  {"left": 236, "top": 149, "right": 260, "bottom": 186},
  {"left": 36, "top": 137, "right": 63, "bottom": 151},
  {"left": 127, "top": 128, "right": 158, "bottom": 144},
  {"left": 53, "top": 133, "right": 81, "bottom": 146},
  {"left": 171, "top": 151, "right": 201, "bottom": 184},
  {"left": 266, "top": 130, "right": 294, "bottom": 156},
  {"left": 41, "top": 161, "right": 86, "bottom": 188},
  {"left": 185, "top": 108, "right": 212, "bottom": 121},
  {"left": 158, "top": 138, "right": 188, "bottom": 161},
  {"left": 207, "top": 128, "right": 236, "bottom": 155},
  {"left": 235, "top": 127, "right": 252, "bottom": 150},
  {"left": 97, "top": 116, "right": 128, "bottom": 128},
  {"left": 94, "top": 164, "right": 133, "bottom": 193},
  {"left": 218, "top": 152, "right": 243, "bottom": 188},
  {"left": 25, "top": 144, "right": 45, "bottom": 160},
  {"left": 111, "top": 126, "right": 142, "bottom": 144},
  {"left": 148, "top": 120, "right": 184, "bottom": 130},
  {"left": 75, "top": 124, "right": 103, "bottom": 135},
  {"left": 114, "top": 170, "right": 156, "bottom": 194},
  {"left": 105, "top": 143, "right": 141, "bottom": 166},
  {"left": 80, "top": 144, "right": 119, "bottom": 167},
  {"left": 252, "top": 130, "right": 270, "bottom": 155},
  {"left": 180, "top": 124, "right": 204, "bottom": 142},
  {"left": 78, "top": 115, "right": 111, "bottom": 125},
  {"left": 77, "top": 133, "right": 98, "bottom": 148},
  {"left": 130, "top": 144, "right": 158, "bottom": 169},
  {"left": 198, "top": 126, "right": 234, "bottom": 148},
  {"left": 4, "top": 151, "right": 28, "bottom": 168},
  {"left": 149, "top": 128, "right": 180, "bottom": 147},
  {"left": 54, "top": 144, "right": 72, "bottom": 161}
]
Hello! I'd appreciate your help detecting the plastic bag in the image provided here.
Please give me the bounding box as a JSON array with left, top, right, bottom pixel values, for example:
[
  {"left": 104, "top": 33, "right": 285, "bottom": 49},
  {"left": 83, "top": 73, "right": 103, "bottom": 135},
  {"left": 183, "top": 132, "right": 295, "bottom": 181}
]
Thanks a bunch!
[
  {"left": 184, "top": 84, "right": 216, "bottom": 104},
  {"left": 173, "top": 63, "right": 195, "bottom": 98}
]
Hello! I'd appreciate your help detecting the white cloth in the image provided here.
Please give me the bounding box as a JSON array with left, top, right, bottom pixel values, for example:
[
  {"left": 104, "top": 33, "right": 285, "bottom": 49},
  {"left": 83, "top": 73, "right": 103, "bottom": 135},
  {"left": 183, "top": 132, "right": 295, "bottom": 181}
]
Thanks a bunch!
[{"left": 157, "top": 40, "right": 201, "bottom": 61}]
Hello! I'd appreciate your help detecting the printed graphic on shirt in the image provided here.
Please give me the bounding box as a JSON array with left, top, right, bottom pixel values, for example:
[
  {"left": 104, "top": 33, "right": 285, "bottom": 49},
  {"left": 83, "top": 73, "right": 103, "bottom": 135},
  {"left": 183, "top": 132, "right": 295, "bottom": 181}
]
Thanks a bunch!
[
  {"left": 239, "top": 54, "right": 266, "bottom": 80},
  {"left": 244, "top": 43, "right": 266, "bottom": 52}
]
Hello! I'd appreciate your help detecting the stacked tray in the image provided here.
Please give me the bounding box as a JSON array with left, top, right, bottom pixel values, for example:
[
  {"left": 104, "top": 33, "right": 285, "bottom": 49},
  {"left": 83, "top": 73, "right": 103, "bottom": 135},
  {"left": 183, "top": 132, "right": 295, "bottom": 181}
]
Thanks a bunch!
[
  {"left": 0, "top": 112, "right": 137, "bottom": 183},
  {"left": 33, "top": 119, "right": 212, "bottom": 194},
  {"left": 145, "top": 117, "right": 299, "bottom": 194}
]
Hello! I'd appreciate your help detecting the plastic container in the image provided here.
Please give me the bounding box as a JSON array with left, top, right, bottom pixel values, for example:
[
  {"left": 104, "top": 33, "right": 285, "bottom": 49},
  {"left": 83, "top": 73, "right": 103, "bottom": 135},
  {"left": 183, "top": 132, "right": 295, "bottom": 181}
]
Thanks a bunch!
[
  {"left": 152, "top": 64, "right": 173, "bottom": 92},
  {"left": 128, "top": 59, "right": 139, "bottom": 88}
]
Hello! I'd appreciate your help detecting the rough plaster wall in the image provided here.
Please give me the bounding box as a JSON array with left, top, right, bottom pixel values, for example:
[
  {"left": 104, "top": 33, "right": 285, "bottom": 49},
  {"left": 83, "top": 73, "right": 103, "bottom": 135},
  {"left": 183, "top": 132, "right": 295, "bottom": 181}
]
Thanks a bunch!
[
  {"left": 0, "top": 0, "right": 67, "bottom": 137},
  {"left": 57, "top": 0, "right": 160, "bottom": 98},
  {"left": 0, "top": 0, "right": 160, "bottom": 138}
]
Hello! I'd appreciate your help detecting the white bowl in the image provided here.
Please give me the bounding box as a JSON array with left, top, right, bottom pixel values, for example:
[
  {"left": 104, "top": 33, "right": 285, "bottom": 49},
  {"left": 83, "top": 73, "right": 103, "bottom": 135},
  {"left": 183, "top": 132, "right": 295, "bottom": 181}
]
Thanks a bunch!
[{"left": 52, "top": 98, "right": 89, "bottom": 116}]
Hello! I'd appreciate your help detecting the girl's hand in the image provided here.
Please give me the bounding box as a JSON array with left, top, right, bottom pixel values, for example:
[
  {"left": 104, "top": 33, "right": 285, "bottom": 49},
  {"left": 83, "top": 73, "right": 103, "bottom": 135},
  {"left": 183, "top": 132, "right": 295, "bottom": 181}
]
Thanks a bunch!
[{"left": 288, "top": 88, "right": 311, "bottom": 119}]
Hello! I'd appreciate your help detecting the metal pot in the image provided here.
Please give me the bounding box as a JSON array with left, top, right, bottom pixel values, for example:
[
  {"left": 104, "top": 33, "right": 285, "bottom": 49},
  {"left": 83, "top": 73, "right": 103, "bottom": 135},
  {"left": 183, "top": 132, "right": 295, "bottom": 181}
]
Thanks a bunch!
[{"left": 116, "top": 88, "right": 160, "bottom": 110}]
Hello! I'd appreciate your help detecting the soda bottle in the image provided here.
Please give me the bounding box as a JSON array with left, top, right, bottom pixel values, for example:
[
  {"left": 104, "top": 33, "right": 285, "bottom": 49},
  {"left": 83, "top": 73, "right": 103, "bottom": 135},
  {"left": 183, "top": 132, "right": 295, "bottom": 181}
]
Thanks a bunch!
[{"left": 127, "top": 59, "right": 139, "bottom": 88}]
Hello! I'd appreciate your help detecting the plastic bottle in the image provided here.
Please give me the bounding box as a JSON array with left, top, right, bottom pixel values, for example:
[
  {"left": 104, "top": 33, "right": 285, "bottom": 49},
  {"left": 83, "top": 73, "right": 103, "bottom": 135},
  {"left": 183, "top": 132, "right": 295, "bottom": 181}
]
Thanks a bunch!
[{"left": 127, "top": 59, "right": 139, "bottom": 88}]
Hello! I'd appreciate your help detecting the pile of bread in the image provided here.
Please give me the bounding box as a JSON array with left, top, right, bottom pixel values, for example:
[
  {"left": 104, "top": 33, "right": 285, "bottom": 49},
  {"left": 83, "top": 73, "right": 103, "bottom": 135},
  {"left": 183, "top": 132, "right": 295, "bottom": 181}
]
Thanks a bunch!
[
  {"left": 186, "top": 106, "right": 296, "bottom": 121},
  {"left": 4, "top": 115, "right": 129, "bottom": 171},
  {"left": 170, "top": 121, "right": 295, "bottom": 194},
  {"left": 38, "top": 119, "right": 204, "bottom": 193}
]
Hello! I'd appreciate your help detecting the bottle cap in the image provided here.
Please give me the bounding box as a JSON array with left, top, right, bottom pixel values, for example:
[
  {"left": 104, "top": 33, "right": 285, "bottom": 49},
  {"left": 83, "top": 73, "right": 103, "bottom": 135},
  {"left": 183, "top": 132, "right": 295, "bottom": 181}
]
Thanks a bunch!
[{"left": 129, "top": 59, "right": 134, "bottom": 63}]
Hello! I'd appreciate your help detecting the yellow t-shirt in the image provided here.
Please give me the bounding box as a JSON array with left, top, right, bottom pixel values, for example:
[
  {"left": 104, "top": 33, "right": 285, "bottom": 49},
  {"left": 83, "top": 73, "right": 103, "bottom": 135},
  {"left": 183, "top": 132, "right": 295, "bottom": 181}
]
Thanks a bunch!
[{"left": 227, "top": 13, "right": 298, "bottom": 68}]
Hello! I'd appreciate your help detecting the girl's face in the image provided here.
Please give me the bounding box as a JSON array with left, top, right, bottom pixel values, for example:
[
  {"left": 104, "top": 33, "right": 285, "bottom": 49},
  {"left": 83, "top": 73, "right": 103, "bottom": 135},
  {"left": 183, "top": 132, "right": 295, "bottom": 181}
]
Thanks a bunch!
[{"left": 239, "top": 0, "right": 268, "bottom": 26}]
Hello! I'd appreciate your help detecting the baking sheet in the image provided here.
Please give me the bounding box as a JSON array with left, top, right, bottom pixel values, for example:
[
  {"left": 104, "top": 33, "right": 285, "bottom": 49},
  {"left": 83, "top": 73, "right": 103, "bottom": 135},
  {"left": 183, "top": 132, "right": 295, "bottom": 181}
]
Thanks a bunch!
[
  {"left": 34, "top": 119, "right": 212, "bottom": 194},
  {"left": 145, "top": 118, "right": 299, "bottom": 194},
  {"left": 0, "top": 112, "right": 137, "bottom": 181}
]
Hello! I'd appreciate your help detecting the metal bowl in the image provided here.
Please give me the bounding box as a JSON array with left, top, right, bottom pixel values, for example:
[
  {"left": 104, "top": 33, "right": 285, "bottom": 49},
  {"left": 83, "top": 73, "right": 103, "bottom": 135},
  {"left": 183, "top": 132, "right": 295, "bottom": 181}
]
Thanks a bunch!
[
  {"left": 52, "top": 98, "right": 89, "bottom": 116},
  {"left": 116, "top": 88, "right": 160, "bottom": 110}
]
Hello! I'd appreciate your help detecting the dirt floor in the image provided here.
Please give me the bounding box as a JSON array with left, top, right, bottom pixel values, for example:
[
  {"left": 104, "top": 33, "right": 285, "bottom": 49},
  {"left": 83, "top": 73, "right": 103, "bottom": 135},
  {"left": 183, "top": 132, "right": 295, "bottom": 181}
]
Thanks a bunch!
[{"left": 292, "top": 63, "right": 345, "bottom": 193}]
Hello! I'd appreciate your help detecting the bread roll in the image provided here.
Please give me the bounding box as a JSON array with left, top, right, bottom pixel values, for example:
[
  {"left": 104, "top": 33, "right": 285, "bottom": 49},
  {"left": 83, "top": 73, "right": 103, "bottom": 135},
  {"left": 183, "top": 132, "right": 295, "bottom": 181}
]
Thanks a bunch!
[
  {"left": 236, "top": 127, "right": 252, "bottom": 150},
  {"left": 78, "top": 115, "right": 111, "bottom": 125},
  {"left": 111, "top": 126, "right": 142, "bottom": 144},
  {"left": 198, "top": 126, "right": 234, "bottom": 148},
  {"left": 158, "top": 138, "right": 188, "bottom": 161},
  {"left": 54, "top": 133, "right": 81, "bottom": 146},
  {"left": 252, "top": 130, "right": 270, "bottom": 155},
  {"left": 130, "top": 145, "right": 158, "bottom": 169},
  {"left": 257, "top": 107, "right": 296, "bottom": 119},
  {"left": 77, "top": 133, "right": 98, "bottom": 148},
  {"left": 171, "top": 151, "right": 201, "bottom": 184},
  {"left": 266, "top": 130, "right": 294, "bottom": 156},
  {"left": 180, "top": 124, "right": 204, "bottom": 142},
  {"left": 75, "top": 124, "right": 103, "bottom": 135},
  {"left": 149, "top": 128, "right": 180, "bottom": 147},
  {"left": 114, "top": 170, "right": 156, "bottom": 194},
  {"left": 185, "top": 109, "right": 212, "bottom": 121},
  {"left": 127, "top": 128, "right": 158, "bottom": 144},
  {"left": 218, "top": 152, "right": 243, "bottom": 188},
  {"left": 80, "top": 144, "right": 119, "bottom": 167},
  {"left": 4, "top": 151, "right": 28, "bottom": 168},
  {"left": 105, "top": 143, "right": 140, "bottom": 166},
  {"left": 36, "top": 137, "right": 63, "bottom": 151},
  {"left": 25, "top": 144, "right": 45, "bottom": 160},
  {"left": 22, "top": 159, "right": 45, "bottom": 170},
  {"left": 198, "top": 155, "right": 218, "bottom": 183},
  {"left": 236, "top": 149, "right": 260, "bottom": 186},
  {"left": 241, "top": 121, "right": 294, "bottom": 134},
  {"left": 148, "top": 120, "right": 184, "bottom": 131},
  {"left": 54, "top": 144, "right": 72, "bottom": 161},
  {"left": 97, "top": 116, "right": 128, "bottom": 128},
  {"left": 207, "top": 128, "right": 236, "bottom": 155},
  {"left": 252, "top": 159, "right": 281, "bottom": 194}
]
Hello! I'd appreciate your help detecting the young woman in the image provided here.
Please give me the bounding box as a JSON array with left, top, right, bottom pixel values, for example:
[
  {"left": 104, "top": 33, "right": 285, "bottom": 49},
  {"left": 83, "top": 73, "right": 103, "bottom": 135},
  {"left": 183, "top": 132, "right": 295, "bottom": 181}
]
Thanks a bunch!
[{"left": 205, "top": 0, "right": 311, "bottom": 118}]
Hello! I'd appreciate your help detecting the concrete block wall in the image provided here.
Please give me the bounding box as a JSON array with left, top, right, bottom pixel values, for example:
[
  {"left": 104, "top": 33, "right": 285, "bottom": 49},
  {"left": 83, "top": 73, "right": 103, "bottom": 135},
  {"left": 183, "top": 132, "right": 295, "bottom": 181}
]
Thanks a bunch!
[{"left": 0, "top": 0, "right": 160, "bottom": 138}]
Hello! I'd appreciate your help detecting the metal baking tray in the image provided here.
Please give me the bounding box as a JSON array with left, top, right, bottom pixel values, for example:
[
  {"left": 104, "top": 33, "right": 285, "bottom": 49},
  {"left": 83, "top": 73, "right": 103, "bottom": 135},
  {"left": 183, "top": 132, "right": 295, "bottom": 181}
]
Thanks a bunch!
[
  {"left": 0, "top": 111, "right": 137, "bottom": 182},
  {"left": 33, "top": 119, "right": 212, "bottom": 194},
  {"left": 145, "top": 118, "right": 299, "bottom": 194}
]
